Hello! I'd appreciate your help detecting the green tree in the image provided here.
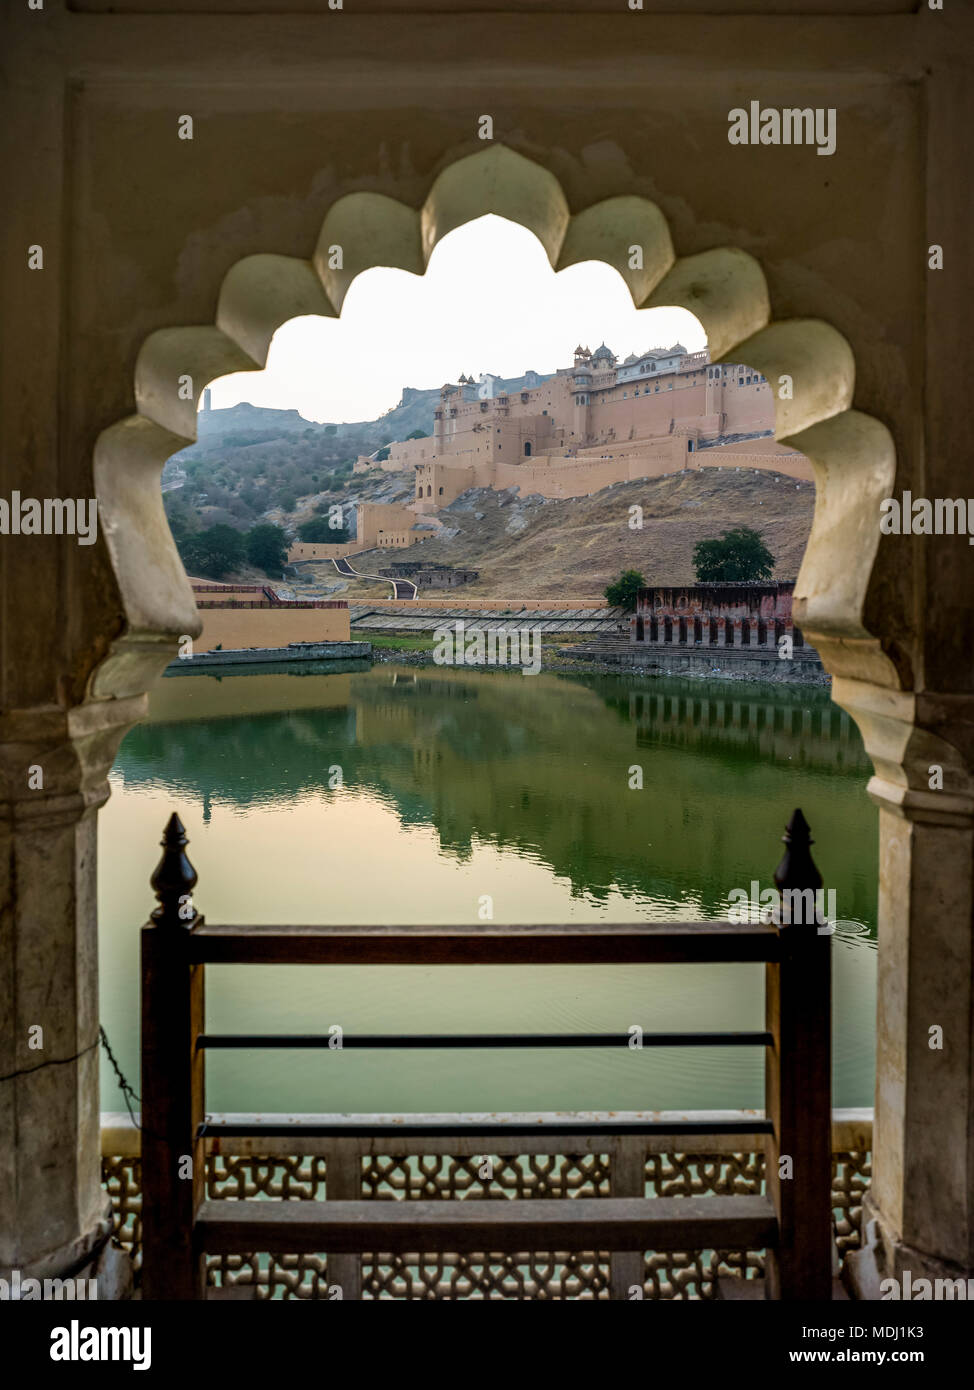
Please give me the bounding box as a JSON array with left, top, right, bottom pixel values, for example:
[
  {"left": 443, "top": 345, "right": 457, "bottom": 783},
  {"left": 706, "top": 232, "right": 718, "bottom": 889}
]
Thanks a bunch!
[
  {"left": 406, "top": 429, "right": 426, "bottom": 440},
  {"left": 298, "top": 516, "right": 351, "bottom": 545},
  {"left": 278, "top": 492, "right": 297, "bottom": 513},
  {"left": 375, "top": 447, "right": 391, "bottom": 462},
  {"left": 692, "top": 527, "right": 774, "bottom": 582},
  {"left": 180, "top": 523, "right": 245, "bottom": 579},
  {"left": 164, "top": 497, "right": 200, "bottom": 545},
  {"left": 246, "top": 523, "right": 288, "bottom": 574},
  {"left": 604, "top": 569, "right": 645, "bottom": 610}
]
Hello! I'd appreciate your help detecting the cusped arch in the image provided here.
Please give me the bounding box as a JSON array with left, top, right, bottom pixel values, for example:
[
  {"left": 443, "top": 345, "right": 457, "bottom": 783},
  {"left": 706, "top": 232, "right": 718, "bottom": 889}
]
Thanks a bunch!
[{"left": 92, "top": 142, "right": 898, "bottom": 703}]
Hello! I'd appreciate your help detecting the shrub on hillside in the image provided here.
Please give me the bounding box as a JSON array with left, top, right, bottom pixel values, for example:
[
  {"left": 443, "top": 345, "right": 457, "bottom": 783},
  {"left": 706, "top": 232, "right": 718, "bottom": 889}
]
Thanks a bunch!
[
  {"left": 604, "top": 570, "right": 645, "bottom": 610},
  {"left": 180, "top": 523, "right": 245, "bottom": 580},
  {"left": 246, "top": 523, "right": 288, "bottom": 575},
  {"left": 298, "top": 516, "right": 351, "bottom": 545},
  {"left": 693, "top": 527, "right": 774, "bottom": 582}
]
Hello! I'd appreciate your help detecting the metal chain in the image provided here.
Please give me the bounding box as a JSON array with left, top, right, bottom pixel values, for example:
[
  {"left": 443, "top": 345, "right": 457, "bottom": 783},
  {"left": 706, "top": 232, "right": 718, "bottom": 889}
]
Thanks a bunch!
[{"left": 99, "top": 1025, "right": 142, "bottom": 1132}]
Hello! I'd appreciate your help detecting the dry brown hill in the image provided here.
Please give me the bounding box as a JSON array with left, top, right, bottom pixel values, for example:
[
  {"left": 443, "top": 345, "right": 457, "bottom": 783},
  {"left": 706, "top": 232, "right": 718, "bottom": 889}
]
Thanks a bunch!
[{"left": 319, "top": 468, "right": 815, "bottom": 600}]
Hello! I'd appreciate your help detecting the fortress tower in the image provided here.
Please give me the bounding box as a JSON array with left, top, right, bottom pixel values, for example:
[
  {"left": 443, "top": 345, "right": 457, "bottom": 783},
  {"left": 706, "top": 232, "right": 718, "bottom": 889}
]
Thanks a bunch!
[
  {"left": 571, "top": 345, "right": 592, "bottom": 445},
  {"left": 704, "top": 362, "right": 724, "bottom": 426}
]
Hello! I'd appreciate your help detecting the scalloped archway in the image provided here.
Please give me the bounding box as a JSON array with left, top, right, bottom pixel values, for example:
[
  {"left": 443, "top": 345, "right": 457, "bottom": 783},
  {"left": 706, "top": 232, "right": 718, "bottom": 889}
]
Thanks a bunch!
[
  {"left": 90, "top": 143, "right": 899, "bottom": 722},
  {"left": 80, "top": 137, "right": 974, "bottom": 1302}
]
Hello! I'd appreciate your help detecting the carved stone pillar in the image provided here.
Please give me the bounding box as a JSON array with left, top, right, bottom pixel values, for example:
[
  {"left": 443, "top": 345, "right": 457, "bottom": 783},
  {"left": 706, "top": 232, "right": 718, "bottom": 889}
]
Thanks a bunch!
[
  {"left": 0, "top": 695, "right": 144, "bottom": 1294},
  {"left": 835, "top": 680, "right": 974, "bottom": 1293}
]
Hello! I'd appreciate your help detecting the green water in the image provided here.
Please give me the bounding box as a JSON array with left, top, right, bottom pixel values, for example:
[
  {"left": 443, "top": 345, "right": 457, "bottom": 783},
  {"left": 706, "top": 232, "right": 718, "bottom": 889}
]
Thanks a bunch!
[{"left": 98, "top": 663, "right": 877, "bottom": 1115}]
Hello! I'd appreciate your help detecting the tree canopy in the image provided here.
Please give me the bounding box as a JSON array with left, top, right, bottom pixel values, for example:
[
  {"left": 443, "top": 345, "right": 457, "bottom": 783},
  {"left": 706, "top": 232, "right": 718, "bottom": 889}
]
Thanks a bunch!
[
  {"left": 298, "top": 516, "right": 351, "bottom": 544},
  {"left": 246, "top": 523, "right": 288, "bottom": 575},
  {"left": 180, "top": 523, "right": 245, "bottom": 579},
  {"left": 604, "top": 569, "right": 645, "bottom": 611},
  {"left": 692, "top": 527, "right": 774, "bottom": 583}
]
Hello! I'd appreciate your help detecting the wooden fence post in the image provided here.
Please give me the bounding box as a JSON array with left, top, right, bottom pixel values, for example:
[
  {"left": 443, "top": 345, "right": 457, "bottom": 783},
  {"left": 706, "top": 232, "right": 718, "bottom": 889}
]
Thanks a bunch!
[
  {"left": 764, "top": 808, "right": 833, "bottom": 1299},
  {"left": 609, "top": 1134, "right": 646, "bottom": 1300},
  {"left": 140, "top": 813, "right": 207, "bottom": 1300}
]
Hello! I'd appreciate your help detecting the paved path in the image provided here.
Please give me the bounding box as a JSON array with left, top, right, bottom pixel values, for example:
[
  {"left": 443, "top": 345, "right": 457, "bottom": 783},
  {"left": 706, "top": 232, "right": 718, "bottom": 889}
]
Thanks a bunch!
[{"left": 331, "top": 556, "right": 417, "bottom": 599}]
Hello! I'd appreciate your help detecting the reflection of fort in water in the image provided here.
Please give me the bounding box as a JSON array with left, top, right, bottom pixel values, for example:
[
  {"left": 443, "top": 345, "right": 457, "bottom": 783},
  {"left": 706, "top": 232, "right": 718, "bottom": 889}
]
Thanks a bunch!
[{"left": 116, "top": 667, "right": 876, "bottom": 924}]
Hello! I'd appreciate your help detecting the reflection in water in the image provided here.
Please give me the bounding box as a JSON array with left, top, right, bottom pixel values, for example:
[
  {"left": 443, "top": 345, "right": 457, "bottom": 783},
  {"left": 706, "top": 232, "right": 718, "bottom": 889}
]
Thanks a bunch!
[{"left": 99, "top": 665, "right": 877, "bottom": 1115}]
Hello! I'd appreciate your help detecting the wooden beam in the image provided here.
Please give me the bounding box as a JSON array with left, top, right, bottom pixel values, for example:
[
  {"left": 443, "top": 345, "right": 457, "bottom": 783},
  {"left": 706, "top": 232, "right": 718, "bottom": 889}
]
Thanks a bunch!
[
  {"left": 196, "top": 1195, "right": 778, "bottom": 1255},
  {"left": 188, "top": 920, "right": 781, "bottom": 966}
]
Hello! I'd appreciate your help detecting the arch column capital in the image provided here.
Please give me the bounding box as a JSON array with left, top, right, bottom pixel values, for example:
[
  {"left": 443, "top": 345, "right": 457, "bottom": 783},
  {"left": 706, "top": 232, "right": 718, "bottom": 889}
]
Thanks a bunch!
[{"left": 833, "top": 677, "right": 974, "bottom": 823}]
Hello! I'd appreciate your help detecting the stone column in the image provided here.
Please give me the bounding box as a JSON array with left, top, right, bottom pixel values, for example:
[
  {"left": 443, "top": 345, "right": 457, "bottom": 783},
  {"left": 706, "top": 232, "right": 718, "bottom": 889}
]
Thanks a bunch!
[
  {"left": 716, "top": 618, "right": 727, "bottom": 648},
  {"left": 836, "top": 683, "right": 974, "bottom": 1295},
  {"left": 749, "top": 618, "right": 760, "bottom": 648},
  {"left": 0, "top": 696, "right": 143, "bottom": 1295},
  {"left": 732, "top": 618, "right": 743, "bottom": 648}
]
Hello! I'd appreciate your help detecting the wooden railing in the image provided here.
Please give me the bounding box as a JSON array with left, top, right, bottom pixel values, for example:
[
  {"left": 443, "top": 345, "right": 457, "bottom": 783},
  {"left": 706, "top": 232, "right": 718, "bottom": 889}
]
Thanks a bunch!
[{"left": 139, "top": 809, "right": 832, "bottom": 1301}]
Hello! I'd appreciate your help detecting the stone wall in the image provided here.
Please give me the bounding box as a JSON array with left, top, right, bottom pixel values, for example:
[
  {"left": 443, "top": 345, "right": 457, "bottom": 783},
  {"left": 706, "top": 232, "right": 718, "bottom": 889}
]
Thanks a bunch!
[
  {"left": 287, "top": 541, "right": 367, "bottom": 563},
  {"left": 357, "top": 502, "right": 420, "bottom": 549},
  {"left": 196, "top": 604, "right": 350, "bottom": 651}
]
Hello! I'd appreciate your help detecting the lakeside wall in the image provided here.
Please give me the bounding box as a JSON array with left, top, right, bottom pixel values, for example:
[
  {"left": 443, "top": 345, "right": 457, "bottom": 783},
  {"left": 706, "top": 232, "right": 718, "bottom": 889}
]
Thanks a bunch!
[{"left": 195, "top": 604, "right": 350, "bottom": 651}]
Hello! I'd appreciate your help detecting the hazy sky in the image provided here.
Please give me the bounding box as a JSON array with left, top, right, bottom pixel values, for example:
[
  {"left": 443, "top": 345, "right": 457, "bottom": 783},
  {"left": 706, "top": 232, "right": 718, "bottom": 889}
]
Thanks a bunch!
[{"left": 209, "top": 214, "right": 706, "bottom": 424}]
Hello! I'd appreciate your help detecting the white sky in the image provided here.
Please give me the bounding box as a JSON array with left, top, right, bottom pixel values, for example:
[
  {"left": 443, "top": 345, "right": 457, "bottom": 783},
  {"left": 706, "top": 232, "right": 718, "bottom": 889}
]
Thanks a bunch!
[{"left": 209, "top": 214, "right": 706, "bottom": 424}]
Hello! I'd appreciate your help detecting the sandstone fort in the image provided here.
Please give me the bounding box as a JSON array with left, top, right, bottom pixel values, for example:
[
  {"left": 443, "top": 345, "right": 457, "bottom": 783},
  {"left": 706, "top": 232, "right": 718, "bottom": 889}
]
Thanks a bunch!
[{"left": 287, "top": 341, "right": 813, "bottom": 561}]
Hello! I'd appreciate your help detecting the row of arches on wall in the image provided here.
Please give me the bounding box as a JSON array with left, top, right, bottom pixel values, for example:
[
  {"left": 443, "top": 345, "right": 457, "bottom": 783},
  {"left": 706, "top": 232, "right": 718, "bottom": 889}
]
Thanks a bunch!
[{"left": 635, "top": 615, "right": 806, "bottom": 648}]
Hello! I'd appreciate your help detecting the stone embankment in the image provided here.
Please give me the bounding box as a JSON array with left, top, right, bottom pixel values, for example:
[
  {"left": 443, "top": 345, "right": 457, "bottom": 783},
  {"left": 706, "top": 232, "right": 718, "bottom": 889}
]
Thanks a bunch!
[{"left": 371, "top": 642, "right": 830, "bottom": 686}]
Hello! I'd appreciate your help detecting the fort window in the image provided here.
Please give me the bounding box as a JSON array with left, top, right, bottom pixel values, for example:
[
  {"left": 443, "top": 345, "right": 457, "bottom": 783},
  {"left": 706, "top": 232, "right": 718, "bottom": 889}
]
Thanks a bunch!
[{"left": 524, "top": 442, "right": 532, "bottom": 456}]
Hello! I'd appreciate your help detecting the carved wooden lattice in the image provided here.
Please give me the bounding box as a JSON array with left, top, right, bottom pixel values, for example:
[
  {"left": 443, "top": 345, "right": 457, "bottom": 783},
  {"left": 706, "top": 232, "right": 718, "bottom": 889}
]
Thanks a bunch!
[
  {"left": 361, "top": 1250, "right": 611, "bottom": 1300},
  {"left": 102, "top": 1144, "right": 870, "bottom": 1300},
  {"left": 102, "top": 1155, "right": 143, "bottom": 1273},
  {"left": 362, "top": 1153, "right": 611, "bottom": 1201}
]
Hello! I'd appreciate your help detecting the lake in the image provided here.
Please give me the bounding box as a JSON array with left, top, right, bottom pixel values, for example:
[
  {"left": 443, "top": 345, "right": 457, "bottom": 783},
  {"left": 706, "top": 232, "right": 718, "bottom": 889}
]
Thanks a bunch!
[{"left": 98, "top": 663, "right": 877, "bottom": 1116}]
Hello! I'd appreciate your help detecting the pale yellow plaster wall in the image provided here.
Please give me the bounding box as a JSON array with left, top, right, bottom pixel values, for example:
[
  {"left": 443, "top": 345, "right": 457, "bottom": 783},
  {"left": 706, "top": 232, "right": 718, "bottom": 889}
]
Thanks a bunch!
[{"left": 195, "top": 605, "right": 350, "bottom": 651}]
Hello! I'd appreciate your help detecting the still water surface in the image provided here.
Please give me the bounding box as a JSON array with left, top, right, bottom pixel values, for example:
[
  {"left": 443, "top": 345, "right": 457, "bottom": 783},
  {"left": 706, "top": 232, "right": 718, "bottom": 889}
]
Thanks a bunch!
[{"left": 98, "top": 664, "right": 877, "bottom": 1115}]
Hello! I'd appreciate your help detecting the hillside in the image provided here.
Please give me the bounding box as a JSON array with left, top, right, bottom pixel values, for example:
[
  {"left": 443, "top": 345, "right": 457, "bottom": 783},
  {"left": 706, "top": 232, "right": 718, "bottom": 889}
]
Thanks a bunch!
[
  {"left": 165, "top": 380, "right": 552, "bottom": 534},
  {"left": 300, "top": 468, "right": 816, "bottom": 600}
]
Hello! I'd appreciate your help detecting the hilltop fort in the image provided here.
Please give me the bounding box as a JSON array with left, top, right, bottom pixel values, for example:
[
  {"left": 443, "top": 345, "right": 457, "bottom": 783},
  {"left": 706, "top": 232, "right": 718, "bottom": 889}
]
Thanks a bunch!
[{"left": 287, "top": 342, "right": 811, "bottom": 560}]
